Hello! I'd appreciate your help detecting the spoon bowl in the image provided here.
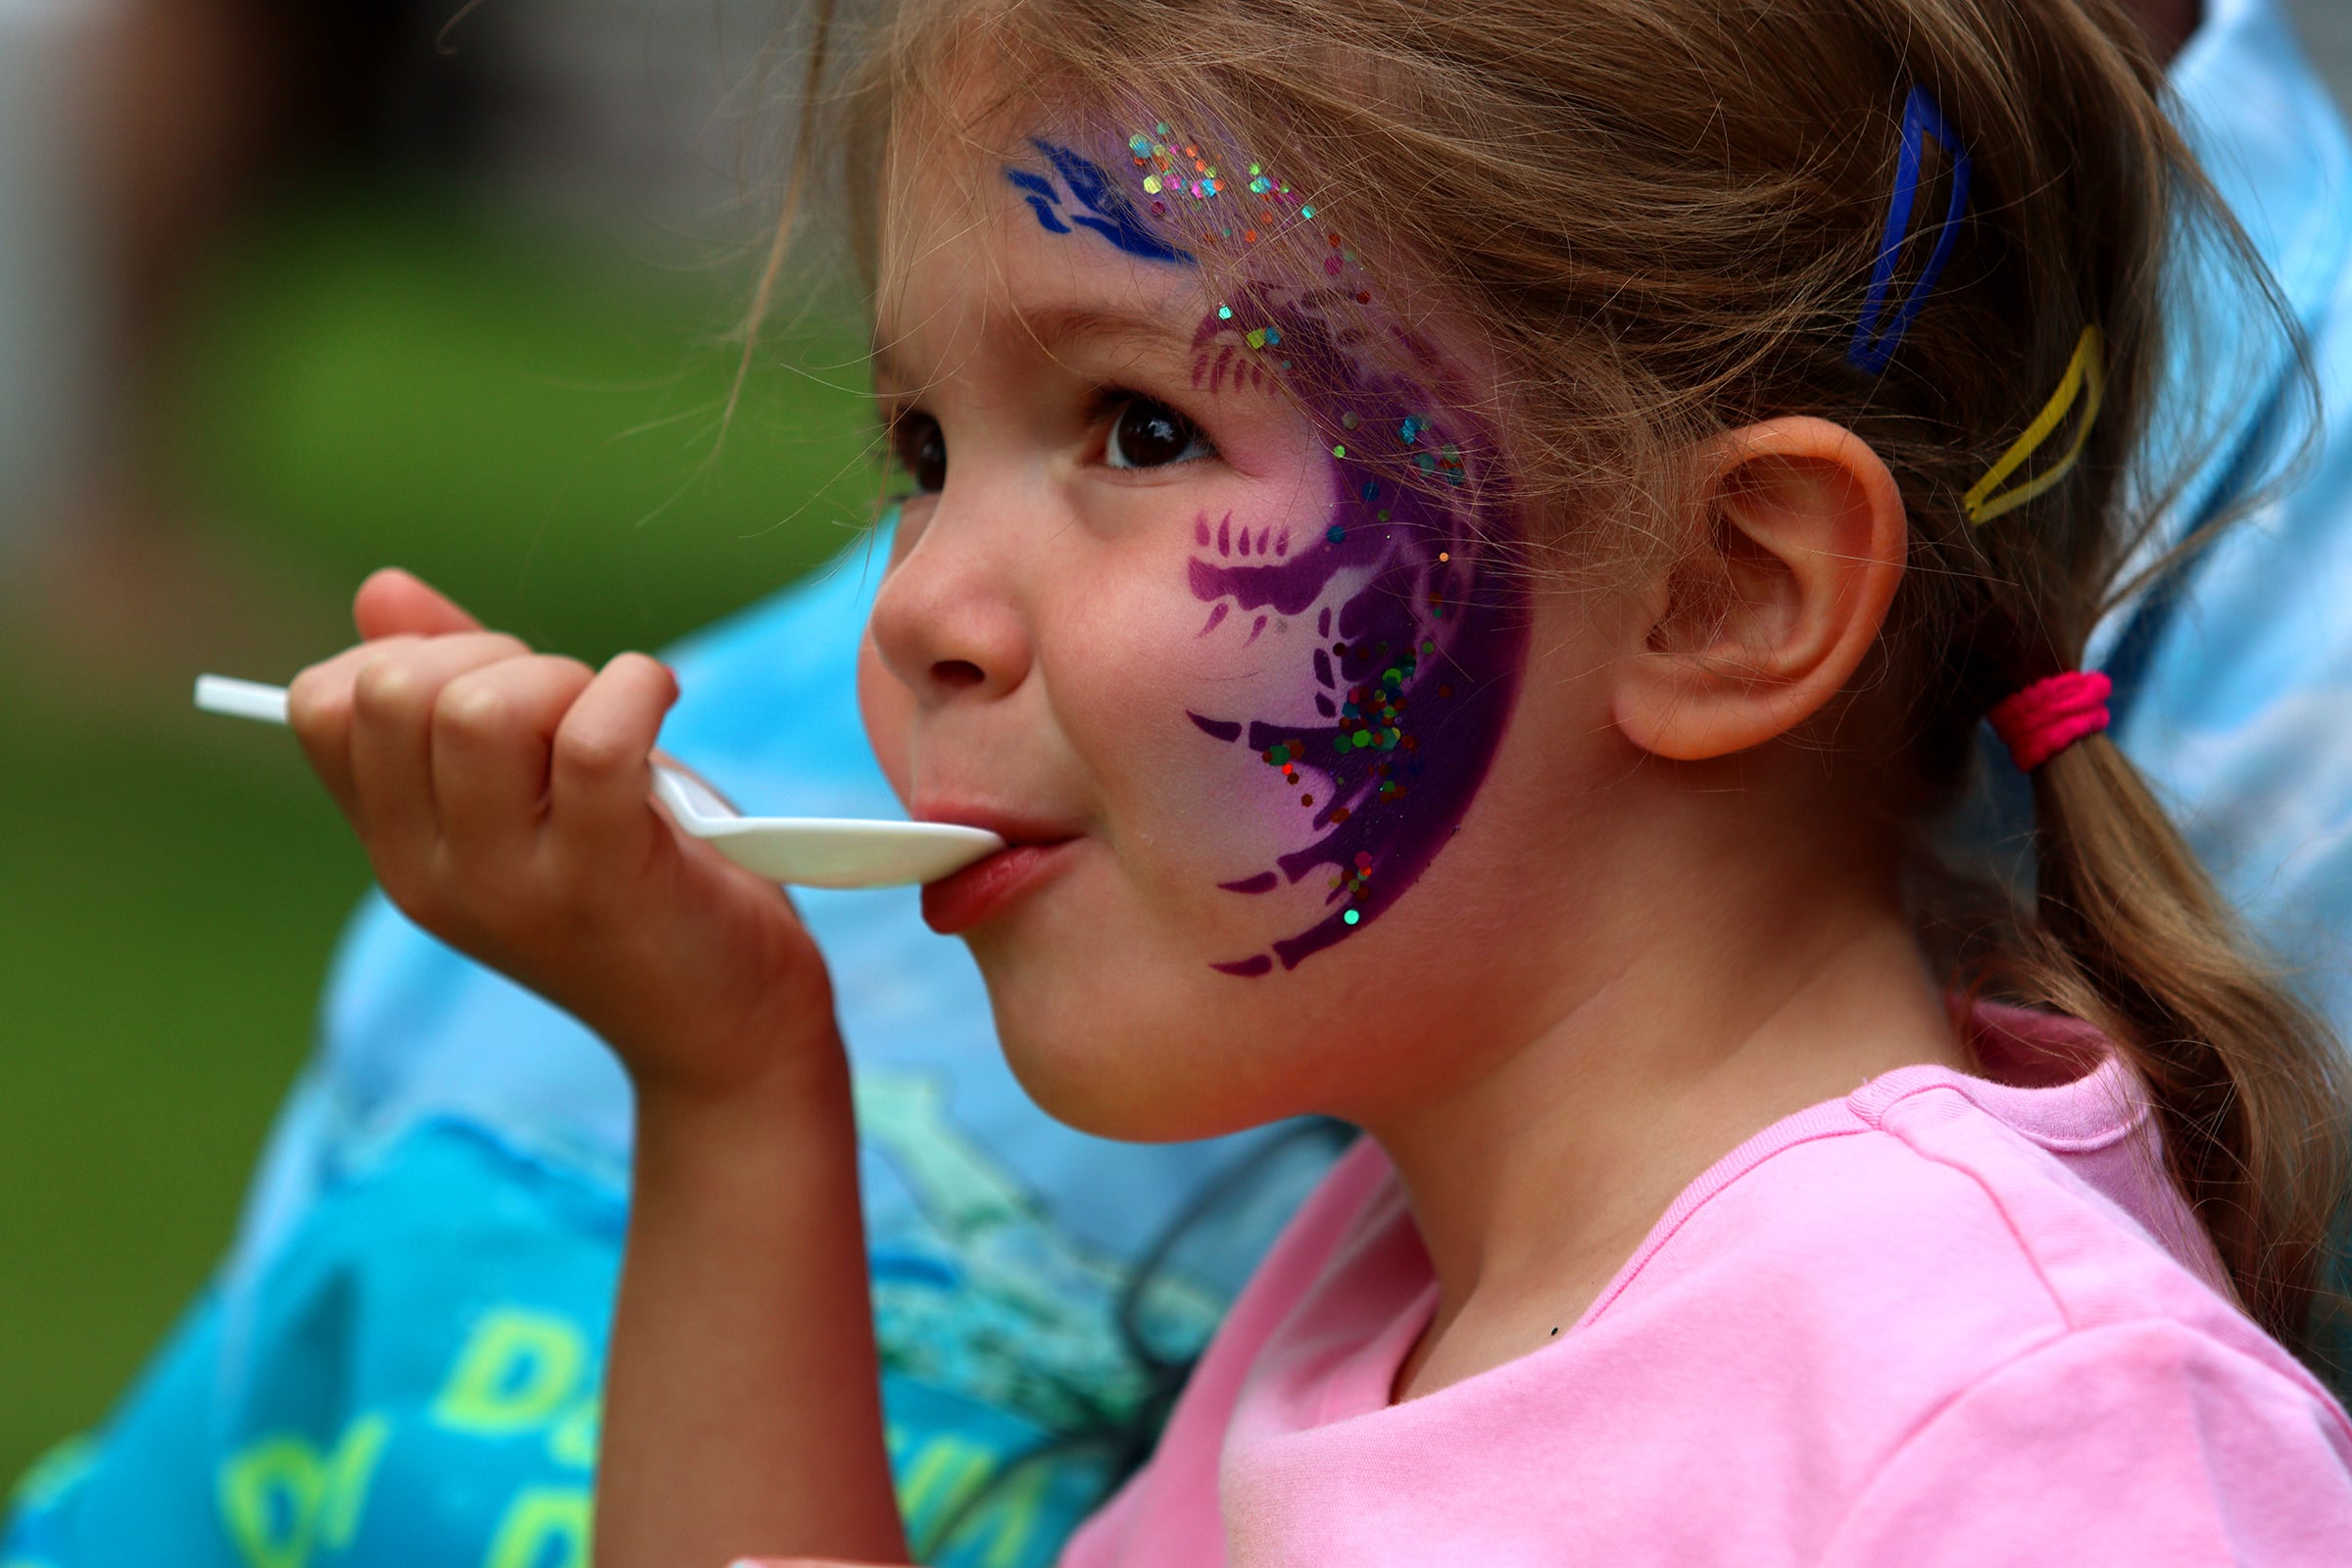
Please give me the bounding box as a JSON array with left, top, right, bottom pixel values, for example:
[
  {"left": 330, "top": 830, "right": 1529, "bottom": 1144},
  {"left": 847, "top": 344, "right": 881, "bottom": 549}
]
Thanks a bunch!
[{"left": 645, "top": 764, "right": 1004, "bottom": 889}]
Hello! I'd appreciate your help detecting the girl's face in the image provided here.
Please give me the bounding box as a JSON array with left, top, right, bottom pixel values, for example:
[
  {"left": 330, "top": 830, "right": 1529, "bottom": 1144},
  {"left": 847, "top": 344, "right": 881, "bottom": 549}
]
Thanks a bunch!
[{"left": 858, "top": 126, "right": 1630, "bottom": 1139}]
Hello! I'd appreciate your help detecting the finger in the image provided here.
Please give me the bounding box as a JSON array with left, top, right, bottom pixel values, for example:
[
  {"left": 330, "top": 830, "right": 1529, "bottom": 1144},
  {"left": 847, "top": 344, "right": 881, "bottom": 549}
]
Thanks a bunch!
[
  {"left": 353, "top": 568, "right": 487, "bottom": 642},
  {"left": 348, "top": 632, "right": 535, "bottom": 857},
  {"left": 287, "top": 635, "right": 430, "bottom": 823},
  {"left": 548, "top": 653, "right": 679, "bottom": 842},
  {"left": 430, "top": 655, "right": 597, "bottom": 857}
]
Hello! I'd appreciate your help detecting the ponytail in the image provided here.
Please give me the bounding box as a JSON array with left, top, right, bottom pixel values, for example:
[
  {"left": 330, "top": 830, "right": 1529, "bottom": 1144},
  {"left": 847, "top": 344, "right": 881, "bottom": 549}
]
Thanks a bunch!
[{"left": 2024, "top": 730, "right": 2352, "bottom": 1364}]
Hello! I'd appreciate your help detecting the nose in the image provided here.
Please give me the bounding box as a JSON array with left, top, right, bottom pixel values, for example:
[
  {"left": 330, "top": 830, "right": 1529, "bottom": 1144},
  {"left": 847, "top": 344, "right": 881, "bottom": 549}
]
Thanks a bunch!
[{"left": 867, "top": 500, "right": 1035, "bottom": 709}]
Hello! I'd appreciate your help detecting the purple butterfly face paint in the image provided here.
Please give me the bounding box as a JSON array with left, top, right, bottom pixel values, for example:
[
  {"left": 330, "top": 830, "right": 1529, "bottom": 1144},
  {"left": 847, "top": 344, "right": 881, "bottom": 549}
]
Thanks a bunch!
[
  {"left": 1179, "top": 292, "right": 1528, "bottom": 973},
  {"left": 993, "top": 132, "right": 1529, "bottom": 973}
]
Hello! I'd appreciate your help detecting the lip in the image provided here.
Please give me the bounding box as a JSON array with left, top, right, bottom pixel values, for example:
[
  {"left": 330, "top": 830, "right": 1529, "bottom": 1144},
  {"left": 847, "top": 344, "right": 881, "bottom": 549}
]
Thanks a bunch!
[{"left": 914, "top": 803, "right": 1083, "bottom": 935}]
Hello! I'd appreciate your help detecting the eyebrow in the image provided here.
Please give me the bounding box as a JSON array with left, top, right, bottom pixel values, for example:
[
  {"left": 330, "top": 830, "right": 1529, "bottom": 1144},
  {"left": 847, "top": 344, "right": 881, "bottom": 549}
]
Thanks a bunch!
[
  {"left": 1014, "top": 304, "right": 1191, "bottom": 357},
  {"left": 870, "top": 302, "right": 1193, "bottom": 387}
]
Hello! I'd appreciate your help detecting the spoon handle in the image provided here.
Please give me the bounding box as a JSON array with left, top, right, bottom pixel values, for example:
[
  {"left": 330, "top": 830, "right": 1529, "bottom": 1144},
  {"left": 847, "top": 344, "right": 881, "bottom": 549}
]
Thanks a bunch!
[
  {"left": 194, "top": 674, "right": 292, "bottom": 726},
  {"left": 192, "top": 673, "right": 1001, "bottom": 889},
  {"left": 196, "top": 673, "right": 737, "bottom": 823}
]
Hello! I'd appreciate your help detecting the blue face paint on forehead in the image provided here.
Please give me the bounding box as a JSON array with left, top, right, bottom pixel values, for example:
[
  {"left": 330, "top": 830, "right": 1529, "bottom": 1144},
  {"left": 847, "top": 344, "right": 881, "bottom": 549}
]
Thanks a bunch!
[{"left": 1005, "top": 140, "right": 1194, "bottom": 264}]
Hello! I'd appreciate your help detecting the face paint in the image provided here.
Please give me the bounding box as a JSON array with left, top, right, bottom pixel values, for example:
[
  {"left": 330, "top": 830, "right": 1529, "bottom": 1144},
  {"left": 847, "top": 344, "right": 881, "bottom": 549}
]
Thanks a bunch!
[
  {"left": 1183, "top": 291, "right": 1528, "bottom": 972},
  {"left": 1005, "top": 140, "right": 1194, "bottom": 264},
  {"left": 1003, "top": 126, "right": 1528, "bottom": 969}
]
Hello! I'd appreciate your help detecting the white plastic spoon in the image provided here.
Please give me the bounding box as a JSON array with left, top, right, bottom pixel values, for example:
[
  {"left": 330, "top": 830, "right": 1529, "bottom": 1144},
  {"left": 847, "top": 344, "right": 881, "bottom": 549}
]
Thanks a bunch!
[{"left": 192, "top": 674, "right": 1004, "bottom": 890}]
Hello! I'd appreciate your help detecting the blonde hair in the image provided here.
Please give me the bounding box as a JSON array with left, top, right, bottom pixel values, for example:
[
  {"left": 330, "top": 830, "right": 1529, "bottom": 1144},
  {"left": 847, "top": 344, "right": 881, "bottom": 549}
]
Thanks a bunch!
[{"left": 751, "top": 0, "right": 2352, "bottom": 1369}]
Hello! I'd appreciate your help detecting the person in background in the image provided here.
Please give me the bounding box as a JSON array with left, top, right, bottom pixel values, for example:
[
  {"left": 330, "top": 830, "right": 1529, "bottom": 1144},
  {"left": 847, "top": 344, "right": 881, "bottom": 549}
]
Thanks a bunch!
[{"left": 7, "top": 0, "right": 2349, "bottom": 1562}]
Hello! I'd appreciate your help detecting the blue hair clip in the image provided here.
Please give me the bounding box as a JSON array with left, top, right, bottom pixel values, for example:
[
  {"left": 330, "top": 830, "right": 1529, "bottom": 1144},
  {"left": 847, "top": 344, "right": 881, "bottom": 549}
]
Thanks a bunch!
[{"left": 1849, "top": 86, "right": 1973, "bottom": 375}]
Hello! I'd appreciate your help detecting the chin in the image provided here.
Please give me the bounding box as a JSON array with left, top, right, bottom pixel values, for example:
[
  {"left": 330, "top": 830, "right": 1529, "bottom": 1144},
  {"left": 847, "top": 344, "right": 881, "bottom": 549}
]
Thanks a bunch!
[{"left": 969, "top": 937, "right": 1288, "bottom": 1144}]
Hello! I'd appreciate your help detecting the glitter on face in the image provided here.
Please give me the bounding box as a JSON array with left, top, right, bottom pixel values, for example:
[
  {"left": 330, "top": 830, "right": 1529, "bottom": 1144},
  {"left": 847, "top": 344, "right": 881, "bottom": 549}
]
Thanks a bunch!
[{"left": 1116, "top": 124, "right": 1368, "bottom": 284}]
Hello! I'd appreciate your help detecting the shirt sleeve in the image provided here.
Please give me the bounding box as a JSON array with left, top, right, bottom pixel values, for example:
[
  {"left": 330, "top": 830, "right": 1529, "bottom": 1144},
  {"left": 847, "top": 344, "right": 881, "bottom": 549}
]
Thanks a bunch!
[{"left": 1821, "top": 1319, "right": 2352, "bottom": 1567}]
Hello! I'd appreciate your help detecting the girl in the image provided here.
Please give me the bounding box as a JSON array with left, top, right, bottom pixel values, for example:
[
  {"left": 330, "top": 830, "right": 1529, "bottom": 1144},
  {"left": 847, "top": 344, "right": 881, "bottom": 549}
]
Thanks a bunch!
[{"left": 282, "top": 0, "right": 2352, "bottom": 1561}]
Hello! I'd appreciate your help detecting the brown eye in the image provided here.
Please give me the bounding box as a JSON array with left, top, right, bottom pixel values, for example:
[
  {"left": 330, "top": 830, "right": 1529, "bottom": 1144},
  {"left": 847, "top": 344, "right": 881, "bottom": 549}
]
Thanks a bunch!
[
  {"left": 1105, "top": 396, "right": 1211, "bottom": 469},
  {"left": 891, "top": 413, "right": 947, "bottom": 492}
]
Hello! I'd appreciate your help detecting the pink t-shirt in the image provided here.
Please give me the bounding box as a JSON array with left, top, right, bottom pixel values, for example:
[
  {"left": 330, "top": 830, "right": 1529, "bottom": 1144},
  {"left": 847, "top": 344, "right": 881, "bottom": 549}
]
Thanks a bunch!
[{"left": 1062, "top": 1009, "right": 2352, "bottom": 1565}]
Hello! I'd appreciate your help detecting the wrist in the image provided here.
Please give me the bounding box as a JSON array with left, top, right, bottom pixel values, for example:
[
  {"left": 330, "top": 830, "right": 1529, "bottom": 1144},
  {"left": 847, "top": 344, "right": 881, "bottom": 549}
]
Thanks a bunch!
[
  {"left": 629, "top": 1034, "right": 855, "bottom": 1159},
  {"left": 607, "top": 962, "right": 848, "bottom": 1116}
]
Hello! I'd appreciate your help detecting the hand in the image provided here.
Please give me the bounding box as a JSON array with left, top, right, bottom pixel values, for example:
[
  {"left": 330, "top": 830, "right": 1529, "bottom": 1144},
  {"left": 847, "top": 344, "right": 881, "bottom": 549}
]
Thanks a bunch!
[{"left": 287, "top": 568, "right": 836, "bottom": 1100}]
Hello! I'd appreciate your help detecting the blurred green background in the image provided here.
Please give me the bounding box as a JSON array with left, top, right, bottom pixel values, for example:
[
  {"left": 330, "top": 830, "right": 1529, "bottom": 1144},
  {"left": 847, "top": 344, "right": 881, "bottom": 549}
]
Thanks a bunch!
[{"left": 0, "top": 189, "right": 877, "bottom": 1486}]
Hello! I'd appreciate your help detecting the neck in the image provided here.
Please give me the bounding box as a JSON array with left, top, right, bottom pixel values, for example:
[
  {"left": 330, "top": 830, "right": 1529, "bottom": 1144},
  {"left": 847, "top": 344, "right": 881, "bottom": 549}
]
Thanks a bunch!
[{"left": 1362, "top": 765, "right": 1967, "bottom": 1398}]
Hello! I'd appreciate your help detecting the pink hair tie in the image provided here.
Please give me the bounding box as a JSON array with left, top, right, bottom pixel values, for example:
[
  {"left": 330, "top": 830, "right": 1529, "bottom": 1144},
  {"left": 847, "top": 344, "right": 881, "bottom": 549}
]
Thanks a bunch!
[{"left": 1987, "top": 669, "right": 2112, "bottom": 772}]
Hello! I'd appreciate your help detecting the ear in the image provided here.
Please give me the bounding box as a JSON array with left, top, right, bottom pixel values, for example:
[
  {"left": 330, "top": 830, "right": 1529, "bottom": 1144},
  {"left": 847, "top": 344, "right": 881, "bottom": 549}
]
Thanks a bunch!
[{"left": 1614, "top": 416, "right": 1907, "bottom": 761}]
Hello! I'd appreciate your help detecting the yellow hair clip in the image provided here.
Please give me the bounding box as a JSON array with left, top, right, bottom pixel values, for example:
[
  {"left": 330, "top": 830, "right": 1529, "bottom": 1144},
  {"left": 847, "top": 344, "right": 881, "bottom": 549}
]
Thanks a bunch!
[{"left": 1964, "top": 324, "right": 2106, "bottom": 525}]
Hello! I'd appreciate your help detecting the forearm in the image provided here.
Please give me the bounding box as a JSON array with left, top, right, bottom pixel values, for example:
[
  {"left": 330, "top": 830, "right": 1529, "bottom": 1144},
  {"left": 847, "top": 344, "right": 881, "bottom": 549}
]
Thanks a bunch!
[
  {"left": 274, "top": 581, "right": 900, "bottom": 1560},
  {"left": 594, "top": 1047, "right": 908, "bottom": 1568}
]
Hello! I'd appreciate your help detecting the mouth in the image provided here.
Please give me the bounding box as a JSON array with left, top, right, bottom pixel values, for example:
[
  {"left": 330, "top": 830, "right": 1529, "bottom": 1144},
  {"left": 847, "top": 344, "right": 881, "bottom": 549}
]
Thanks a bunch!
[{"left": 915, "top": 807, "right": 1083, "bottom": 935}]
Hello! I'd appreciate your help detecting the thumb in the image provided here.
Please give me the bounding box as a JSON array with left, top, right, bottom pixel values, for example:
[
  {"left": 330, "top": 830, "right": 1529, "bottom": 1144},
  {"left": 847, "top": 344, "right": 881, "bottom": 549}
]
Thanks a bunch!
[{"left": 353, "top": 567, "right": 486, "bottom": 640}]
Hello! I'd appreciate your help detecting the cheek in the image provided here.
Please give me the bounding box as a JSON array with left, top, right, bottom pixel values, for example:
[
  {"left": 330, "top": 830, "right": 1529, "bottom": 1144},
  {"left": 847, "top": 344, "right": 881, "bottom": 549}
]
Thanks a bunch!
[
  {"left": 1036, "top": 509, "right": 1329, "bottom": 918},
  {"left": 1050, "top": 518, "right": 1306, "bottom": 793},
  {"left": 1160, "top": 514, "right": 1357, "bottom": 853},
  {"left": 1060, "top": 414, "right": 1528, "bottom": 976}
]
